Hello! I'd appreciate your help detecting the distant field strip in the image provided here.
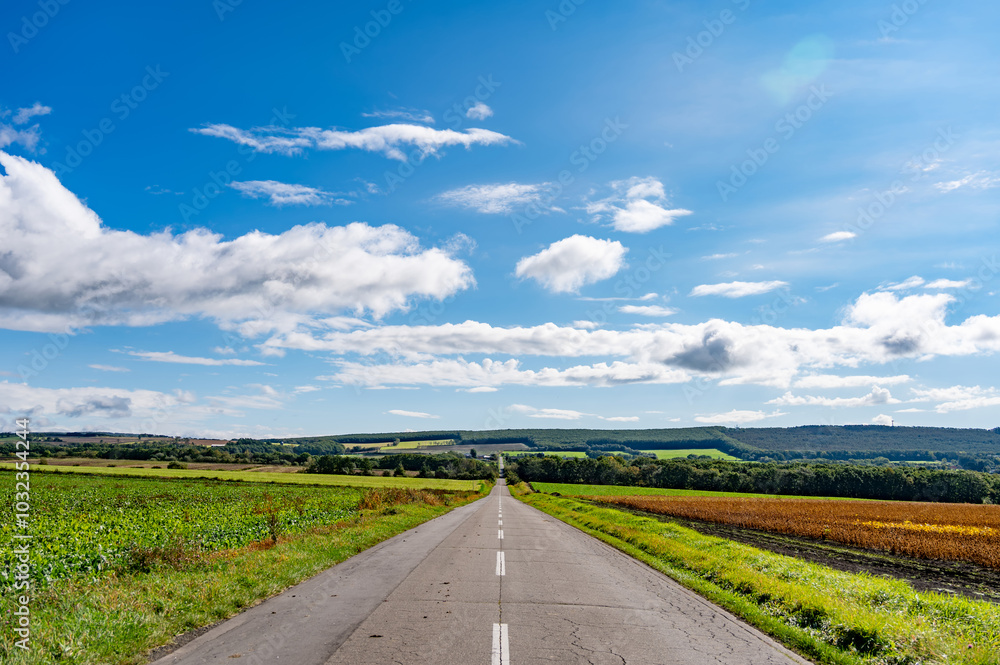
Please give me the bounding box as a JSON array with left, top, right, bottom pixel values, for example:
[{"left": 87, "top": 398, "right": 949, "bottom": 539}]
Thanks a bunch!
[
  {"left": 378, "top": 439, "right": 456, "bottom": 451},
  {"left": 531, "top": 482, "right": 862, "bottom": 500},
  {"left": 0, "top": 463, "right": 480, "bottom": 491},
  {"left": 603, "top": 495, "right": 1000, "bottom": 569},
  {"left": 640, "top": 448, "right": 740, "bottom": 460}
]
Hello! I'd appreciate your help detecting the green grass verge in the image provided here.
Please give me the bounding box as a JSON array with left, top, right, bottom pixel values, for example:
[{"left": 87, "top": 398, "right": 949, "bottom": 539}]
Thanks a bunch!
[
  {"left": 0, "top": 488, "right": 484, "bottom": 664},
  {"left": 639, "top": 448, "right": 741, "bottom": 461},
  {"left": 513, "top": 489, "right": 999, "bottom": 665},
  {"left": 531, "top": 482, "right": 865, "bottom": 500},
  {"left": 0, "top": 462, "right": 481, "bottom": 491}
]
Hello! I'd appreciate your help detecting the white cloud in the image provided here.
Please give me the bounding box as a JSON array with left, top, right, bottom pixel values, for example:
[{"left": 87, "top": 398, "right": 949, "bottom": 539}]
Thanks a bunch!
[
  {"left": 516, "top": 235, "right": 627, "bottom": 293},
  {"left": 466, "top": 102, "right": 493, "bottom": 120},
  {"left": 793, "top": 374, "right": 911, "bottom": 389},
  {"left": 229, "top": 180, "right": 348, "bottom": 207},
  {"left": 0, "top": 381, "right": 220, "bottom": 433},
  {"left": 361, "top": 108, "right": 434, "bottom": 124},
  {"left": 768, "top": 385, "right": 898, "bottom": 407},
  {"left": 934, "top": 171, "right": 1000, "bottom": 192},
  {"left": 820, "top": 231, "right": 856, "bottom": 243},
  {"left": 293, "top": 385, "right": 321, "bottom": 394},
  {"left": 586, "top": 177, "right": 693, "bottom": 233},
  {"left": 618, "top": 305, "right": 678, "bottom": 317},
  {"left": 702, "top": 253, "right": 738, "bottom": 260},
  {"left": 694, "top": 409, "right": 785, "bottom": 425},
  {"left": 909, "top": 385, "right": 1000, "bottom": 413},
  {"left": 690, "top": 281, "right": 788, "bottom": 298},
  {"left": 261, "top": 291, "right": 1000, "bottom": 390},
  {"left": 465, "top": 386, "right": 498, "bottom": 393},
  {"left": 924, "top": 278, "right": 973, "bottom": 290},
  {"left": 871, "top": 414, "right": 894, "bottom": 426},
  {"left": 0, "top": 152, "right": 474, "bottom": 332},
  {"left": 89, "top": 364, "right": 130, "bottom": 372},
  {"left": 571, "top": 320, "right": 602, "bottom": 330},
  {"left": 125, "top": 351, "right": 266, "bottom": 366},
  {"left": 603, "top": 415, "right": 640, "bottom": 422},
  {"left": 190, "top": 123, "right": 515, "bottom": 161},
  {"left": 12, "top": 103, "right": 52, "bottom": 125},
  {"left": 880, "top": 276, "right": 925, "bottom": 291},
  {"left": 323, "top": 358, "right": 689, "bottom": 389},
  {"left": 387, "top": 409, "right": 439, "bottom": 419},
  {"left": 0, "top": 122, "right": 42, "bottom": 152},
  {"left": 437, "top": 183, "right": 554, "bottom": 214},
  {"left": 509, "top": 404, "right": 590, "bottom": 420}
]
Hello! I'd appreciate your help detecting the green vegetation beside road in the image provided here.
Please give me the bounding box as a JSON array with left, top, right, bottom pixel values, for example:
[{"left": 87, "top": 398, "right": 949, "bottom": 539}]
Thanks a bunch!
[
  {"left": 0, "top": 471, "right": 485, "bottom": 664},
  {"left": 513, "top": 487, "right": 1000, "bottom": 665}
]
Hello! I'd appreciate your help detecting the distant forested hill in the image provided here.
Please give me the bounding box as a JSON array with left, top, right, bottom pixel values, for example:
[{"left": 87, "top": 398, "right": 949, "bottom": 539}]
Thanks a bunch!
[{"left": 720, "top": 425, "right": 1000, "bottom": 458}]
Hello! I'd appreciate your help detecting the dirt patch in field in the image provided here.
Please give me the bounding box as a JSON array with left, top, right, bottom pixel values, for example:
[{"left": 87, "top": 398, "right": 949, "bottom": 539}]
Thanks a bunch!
[{"left": 600, "top": 502, "right": 1000, "bottom": 604}]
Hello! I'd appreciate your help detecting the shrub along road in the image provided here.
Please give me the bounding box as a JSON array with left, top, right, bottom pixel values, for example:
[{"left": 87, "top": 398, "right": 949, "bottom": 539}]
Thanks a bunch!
[{"left": 153, "top": 480, "right": 809, "bottom": 664}]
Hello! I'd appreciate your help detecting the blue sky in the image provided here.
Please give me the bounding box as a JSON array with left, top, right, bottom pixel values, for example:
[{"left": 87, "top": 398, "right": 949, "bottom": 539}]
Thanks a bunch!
[{"left": 2, "top": 0, "right": 999, "bottom": 437}]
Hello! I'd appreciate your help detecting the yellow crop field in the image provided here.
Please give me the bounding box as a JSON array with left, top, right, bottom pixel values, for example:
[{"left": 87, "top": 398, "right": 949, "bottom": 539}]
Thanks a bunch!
[{"left": 600, "top": 495, "right": 1000, "bottom": 569}]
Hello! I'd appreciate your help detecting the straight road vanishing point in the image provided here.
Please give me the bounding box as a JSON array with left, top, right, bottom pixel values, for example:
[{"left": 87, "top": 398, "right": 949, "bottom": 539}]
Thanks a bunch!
[{"left": 153, "top": 480, "right": 809, "bottom": 664}]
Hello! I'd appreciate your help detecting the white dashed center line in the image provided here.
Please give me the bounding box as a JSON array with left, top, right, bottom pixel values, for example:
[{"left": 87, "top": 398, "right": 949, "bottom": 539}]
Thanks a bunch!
[
  {"left": 496, "top": 551, "right": 505, "bottom": 576},
  {"left": 492, "top": 623, "right": 510, "bottom": 665},
  {"left": 498, "top": 529, "right": 504, "bottom": 539}
]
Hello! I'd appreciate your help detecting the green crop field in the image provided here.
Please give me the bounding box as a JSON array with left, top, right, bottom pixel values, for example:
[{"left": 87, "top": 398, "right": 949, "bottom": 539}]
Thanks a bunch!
[
  {"left": 639, "top": 448, "right": 740, "bottom": 461},
  {"left": 0, "top": 471, "right": 369, "bottom": 589},
  {"left": 530, "top": 482, "right": 865, "bottom": 501},
  {"left": 0, "top": 469, "right": 485, "bottom": 663},
  {"left": 0, "top": 463, "right": 480, "bottom": 491}
]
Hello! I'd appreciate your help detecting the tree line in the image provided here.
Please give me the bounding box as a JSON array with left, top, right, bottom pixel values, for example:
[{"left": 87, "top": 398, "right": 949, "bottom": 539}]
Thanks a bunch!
[
  {"left": 306, "top": 453, "right": 496, "bottom": 480},
  {"left": 506, "top": 455, "right": 1000, "bottom": 504}
]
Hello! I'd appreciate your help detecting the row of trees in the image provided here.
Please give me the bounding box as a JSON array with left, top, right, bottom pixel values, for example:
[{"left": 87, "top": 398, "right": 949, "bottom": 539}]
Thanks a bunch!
[
  {"left": 506, "top": 455, "right": 1000, "bottom": 504},
  {"left": 306, "top": 453, "right": 497, "bottom": 480}
]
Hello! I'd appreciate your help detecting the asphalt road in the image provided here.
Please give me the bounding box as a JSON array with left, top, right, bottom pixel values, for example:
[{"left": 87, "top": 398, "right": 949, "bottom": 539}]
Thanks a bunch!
[{"left": 152, "top": 481, "right": 812, "bottom": 664}]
